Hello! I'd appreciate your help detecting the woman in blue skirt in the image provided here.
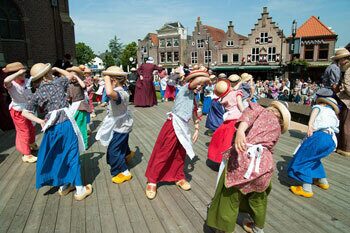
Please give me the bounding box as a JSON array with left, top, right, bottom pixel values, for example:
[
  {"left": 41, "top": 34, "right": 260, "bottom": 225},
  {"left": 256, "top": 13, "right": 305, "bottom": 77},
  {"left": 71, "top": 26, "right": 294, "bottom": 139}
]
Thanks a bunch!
[
  {"left": 22, "top": 63, "right": 92, "bottom": 201},
  {"left": 288, "top": 97, "right": 339, "bottom": 198}
]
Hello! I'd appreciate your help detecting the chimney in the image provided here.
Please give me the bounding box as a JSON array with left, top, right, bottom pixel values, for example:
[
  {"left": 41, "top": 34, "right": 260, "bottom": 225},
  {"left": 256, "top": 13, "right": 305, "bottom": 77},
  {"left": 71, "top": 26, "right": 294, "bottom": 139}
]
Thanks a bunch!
[
  {"left": 263, "top": 7, "right": 268, "bottom": 14},
  {"left": 228, "top": 21, "right": 234, "bottom": 37},
  {"left": 196, "top": 16, "right": 202, "bottom": 32}
]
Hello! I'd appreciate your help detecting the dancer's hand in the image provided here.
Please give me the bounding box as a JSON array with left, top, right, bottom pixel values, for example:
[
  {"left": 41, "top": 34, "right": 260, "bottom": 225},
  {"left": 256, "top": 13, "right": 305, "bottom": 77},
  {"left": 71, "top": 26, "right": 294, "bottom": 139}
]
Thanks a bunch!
[
  {"left": 140, "top": 75, "right": 144, "bottom": 81},
  {"left": 192, "top": 129, "right": 199, "bottom": 143},
  {"left": 235, "top": 129, "right": 247, "bottom": 152},
  {"left": 39, "top": 119, "right": 46, "bottom": 129},
  {"left": 307, "top": 126, "right": 314, "bottom": 137}
]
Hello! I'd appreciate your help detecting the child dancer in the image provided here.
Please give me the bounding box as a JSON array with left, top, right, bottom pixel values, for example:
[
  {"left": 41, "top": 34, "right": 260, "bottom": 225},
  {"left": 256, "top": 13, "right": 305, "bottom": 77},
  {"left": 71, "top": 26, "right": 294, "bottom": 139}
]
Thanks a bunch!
[
  {"left": 207, "top": 74, "right": 244, "bottom": 164},
  {"left": 207, "top": 101, "right": 291, "bottom": 233},
  {"left": 205, "top": 73, "right": 227, "bottom": 136},
  {"left": 96, "top": 66, "right": 134, "bottom": 184},
  {"left": 145, "top": 70, "right": 210, "bottom": 199},
  {"left": 22, "top": 63, "right": 91, "bottom": 200},
  {"left": 3, "top": 62, "right": 38, "bottom": 163},
  {"left": 159, "top": 70, "right": 168, "bottom": 102},
  {"left": 202, "top": 75, "right": 216, "bottom": 115},
  {"left": 288, "top": 97, "right": 339, "bottom": 197},
  {"left": 240, "top": 73, "right": 255, "bottom": 108},
  {"left": 66, "top": 66, "right": 90, "bottom": 149}
]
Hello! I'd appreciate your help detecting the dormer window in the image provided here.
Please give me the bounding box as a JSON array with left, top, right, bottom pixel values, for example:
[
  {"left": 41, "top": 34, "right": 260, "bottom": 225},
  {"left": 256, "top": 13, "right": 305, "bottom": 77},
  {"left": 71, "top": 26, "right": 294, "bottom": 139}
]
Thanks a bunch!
[
  {"left": 227, "top": 40, "right": 234, "bottom": 46},
  {"left": 260, "top": 32, "right": 268, "bottom": 43}
]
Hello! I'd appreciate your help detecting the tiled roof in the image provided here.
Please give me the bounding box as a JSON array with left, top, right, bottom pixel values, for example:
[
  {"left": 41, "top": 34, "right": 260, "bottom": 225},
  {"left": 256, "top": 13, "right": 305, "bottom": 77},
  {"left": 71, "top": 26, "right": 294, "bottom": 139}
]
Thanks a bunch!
[
  {"left": 148, "top": 33, "right": 159, "bottom": 45},
  {"left": 295, "top": 16, "right": 336, "bottom": 38},
  {"left": 204, "top": 25, "right": 225, "bottom": 43}
]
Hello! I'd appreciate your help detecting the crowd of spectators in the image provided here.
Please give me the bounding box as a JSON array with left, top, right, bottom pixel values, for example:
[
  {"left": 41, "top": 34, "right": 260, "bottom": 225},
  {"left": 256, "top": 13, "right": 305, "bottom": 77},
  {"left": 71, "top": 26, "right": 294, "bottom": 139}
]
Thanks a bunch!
[{"left": 253, "top": 77, "right": 321, "bottom": 105}]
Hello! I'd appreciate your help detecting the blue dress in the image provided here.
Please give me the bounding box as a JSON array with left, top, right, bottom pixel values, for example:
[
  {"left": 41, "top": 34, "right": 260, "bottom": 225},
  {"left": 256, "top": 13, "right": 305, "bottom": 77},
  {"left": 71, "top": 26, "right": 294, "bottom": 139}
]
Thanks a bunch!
[
  {"left": 287, "top": 105, "right": 339, "bottom": 184},
  {"left": 205, "top": 99, "right": 224, "bottom": 131}
]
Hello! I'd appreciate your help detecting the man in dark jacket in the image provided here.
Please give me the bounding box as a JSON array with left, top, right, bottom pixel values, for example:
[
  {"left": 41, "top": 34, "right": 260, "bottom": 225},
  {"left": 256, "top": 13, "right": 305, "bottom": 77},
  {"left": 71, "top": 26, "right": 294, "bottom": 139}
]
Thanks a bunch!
[{"left": 128, "top": 67, "right": 138, "bottom": 102}]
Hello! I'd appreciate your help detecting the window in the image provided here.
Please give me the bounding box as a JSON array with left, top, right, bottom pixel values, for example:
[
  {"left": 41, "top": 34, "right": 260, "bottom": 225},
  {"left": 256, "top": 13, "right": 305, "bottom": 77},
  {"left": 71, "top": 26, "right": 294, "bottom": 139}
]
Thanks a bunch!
[
  {"left": 159, "top": 39, "right": 165, "bottom": 48},
  {"left": 304, "top": 45, "right": 314, "bottom": 60},
  {"left": 318, "top": 44, "right": 329, "bottom": 60},
  {"left": 232, "top": 54, "right": 239, "bottom": 62},
  {"left": 191, "top": 51, "right": 198, "bottom": 64},
  {"left": 251, "top": 48, "right": 259, "bottom": 62},
  {"left": 204, "top": 50, "right": 212, "bottom": 64},
  {"left": 174, "top": 52, "right": 179, "bottom": 62},
  {"left": 227, "top": 40, "right": 234, "bottom": 47},
  {"left": 166, "top": 52, "right": 172, "bottom": 62},
  {"left": 197, "top": 39, "right": 204, "bottom": 48},
  {"left": 160, "top": 53, "right": 166, "bottom": 63},
  {"left": 222, "top": 54, "right": 228, "bottom": 63},
  {"left": 166, "top": 39, "right": 172, "bottom": 47},
  {"left": 0, "top": 2, "right": 23, "bottom": 40},
  {"left": 173, "top": 38, "right": 179, "bottom": 47},
  {"left": 268, "top": 47, "right": 276, "bottom": 62},
  {"left": 142, "top": 46, "right": 147, "bottom": 54},
  {"left": 260, "top": 32, "right": 268, "bottom": 43}
]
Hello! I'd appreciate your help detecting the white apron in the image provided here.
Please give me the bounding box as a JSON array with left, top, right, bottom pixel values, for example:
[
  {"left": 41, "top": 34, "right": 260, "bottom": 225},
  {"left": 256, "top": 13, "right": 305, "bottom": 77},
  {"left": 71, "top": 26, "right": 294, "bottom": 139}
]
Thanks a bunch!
[
  {"left": 42, "top": 107, "right": 85, "bottom": 153},
  {"left": 95, "top": 113, "right": 128, "bottom": 146},
  {"left": 171, "top": 113, "right": 195, "bottom": 160}
]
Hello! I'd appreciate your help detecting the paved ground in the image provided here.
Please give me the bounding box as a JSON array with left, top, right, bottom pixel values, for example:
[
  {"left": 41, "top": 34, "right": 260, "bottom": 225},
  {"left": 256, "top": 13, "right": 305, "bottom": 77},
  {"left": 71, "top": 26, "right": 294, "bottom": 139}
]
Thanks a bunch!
[{"left": 0, "top": 102, "right": 349, "bottom": 233}]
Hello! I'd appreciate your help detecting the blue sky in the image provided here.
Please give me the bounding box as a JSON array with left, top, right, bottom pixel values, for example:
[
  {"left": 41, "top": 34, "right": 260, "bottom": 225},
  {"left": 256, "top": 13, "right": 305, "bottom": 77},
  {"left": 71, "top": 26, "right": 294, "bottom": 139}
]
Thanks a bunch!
[{"left": 70, "top": 0, "right": 350, "bottom": 54}]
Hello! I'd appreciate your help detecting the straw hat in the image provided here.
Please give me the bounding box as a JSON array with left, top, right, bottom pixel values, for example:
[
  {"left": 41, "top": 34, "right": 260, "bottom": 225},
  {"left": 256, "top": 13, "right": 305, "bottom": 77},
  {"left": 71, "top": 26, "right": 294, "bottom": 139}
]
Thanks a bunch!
[
  {"left": 316, "top": 97, "right": 339, "bottom": 114},
  {"left": 185, "top": 70, "right": 209, "bottom": 82},
  {"left": 79, "top": 65, "right": 86, "bottom": 71},
  {"left": 218, "top": 73, "right": 227, "bottom": 79},
  {"left": 331, "top": 48, "right": 350, "bottom": 61},
  {"left": 214, "top": 79, "right": 231, "bottom": 98},
  {"left": 130, "top": 67, "right": 137, "bottom": 72},
  {"left": 67, "top": 66, "right": 83, "bottom": 77},
  {"left": 84, "top": 68, "right": 92, "bottom": 74},
  {"left": 209, "top": 74, "right": 217, "bottom": 80},
  {"left": 269, "top": 101, "right": 291, "bottom": 133},
  {"left": 102, "top": 66, "right": 127, "bottom": 77},
  {"left": 241, "top": 73, "right": 253, "bottom": 82},
  {"left": 30, "top": 63, "right": 52, "bottom": 82},
  {"left": 228, "top": 74, "right": 241, "bottom": 82},
  {"left": 2, "top": 62, "right": 25, "bottom": 73}
]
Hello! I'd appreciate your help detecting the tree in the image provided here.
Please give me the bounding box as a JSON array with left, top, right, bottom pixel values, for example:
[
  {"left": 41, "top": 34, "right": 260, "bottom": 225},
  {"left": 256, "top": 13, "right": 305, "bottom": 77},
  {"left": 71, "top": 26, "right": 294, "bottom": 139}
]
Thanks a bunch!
[
  {"left": 102, "top": 50, "right": 116, "bottom": 68},
  {"left": 120, "top": 42, "right": 138, "bottom": 70},
  {"left": 108, "top": 36, "right": 123, "bottom": 65},
  {"left": 75, "top": 42, "right": 95, "bottom": 65}
]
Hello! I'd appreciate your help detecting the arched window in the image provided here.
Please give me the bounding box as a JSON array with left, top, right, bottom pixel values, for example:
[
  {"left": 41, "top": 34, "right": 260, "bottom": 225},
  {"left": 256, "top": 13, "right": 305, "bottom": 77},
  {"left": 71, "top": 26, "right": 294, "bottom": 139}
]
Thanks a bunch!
[{"left": 0, "top": 0, "right": 23, "bottom": 39}]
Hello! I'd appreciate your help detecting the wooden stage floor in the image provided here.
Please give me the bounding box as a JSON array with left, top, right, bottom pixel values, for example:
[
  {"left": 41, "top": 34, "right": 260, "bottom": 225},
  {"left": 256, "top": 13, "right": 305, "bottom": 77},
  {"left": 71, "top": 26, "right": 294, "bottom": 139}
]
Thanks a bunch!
[{"left": 0, "top": 102, "right": 349, "bottom": 233}]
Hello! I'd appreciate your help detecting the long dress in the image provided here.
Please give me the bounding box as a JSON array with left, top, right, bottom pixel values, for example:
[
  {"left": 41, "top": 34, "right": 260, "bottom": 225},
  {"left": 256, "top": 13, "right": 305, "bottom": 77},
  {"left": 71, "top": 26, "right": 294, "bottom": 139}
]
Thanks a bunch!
[
  {"left": 207, "top": 90, "right": 242, "bottom": 164},
  {"left": 135, "top": 63, "right": 162, "bottom": 107},
  {"left": 288, "top": 105, "right": 339, "bottom": 183},
  {"left": 338, "top": 63, "right": 350, "bottom": 154}
]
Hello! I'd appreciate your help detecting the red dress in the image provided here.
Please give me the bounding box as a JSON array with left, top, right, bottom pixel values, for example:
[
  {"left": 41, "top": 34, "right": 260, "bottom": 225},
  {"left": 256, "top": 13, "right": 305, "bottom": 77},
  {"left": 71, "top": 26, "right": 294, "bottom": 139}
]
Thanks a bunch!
[
  {"left": 208, "top": 90, "right": 243, "bottom": 163},
  {"left": 135, "top": 63, "right": 162, "bottom": 107},
  {"left": 145, "top": 119, "right": 186, "bottom": 183}
]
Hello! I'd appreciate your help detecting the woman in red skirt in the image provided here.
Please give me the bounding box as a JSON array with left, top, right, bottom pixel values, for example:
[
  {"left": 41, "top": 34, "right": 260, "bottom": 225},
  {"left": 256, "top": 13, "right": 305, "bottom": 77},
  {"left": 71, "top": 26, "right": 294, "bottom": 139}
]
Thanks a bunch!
[
  {"left": 207, "top": 74, "right": 244, "bottom": 165},
  {"left": 3, "top": 62, "right": 38, "bottom": 163},
  {"left": 145, "top": 69, "right": 210, "bottom": 199}
]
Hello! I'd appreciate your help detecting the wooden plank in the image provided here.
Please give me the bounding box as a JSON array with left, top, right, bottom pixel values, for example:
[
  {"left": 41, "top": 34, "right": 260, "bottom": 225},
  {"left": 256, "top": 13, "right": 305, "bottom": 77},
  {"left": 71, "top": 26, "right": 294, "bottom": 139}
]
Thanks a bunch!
[
  {"left": 22, "top": 187, "right": 50, "bottom": 233},
  {"left": 38, "top": 189, "right": 60, "bottom": 233},
  {"left": 0, "top": 163, "right": 36, "bottom": 233}
]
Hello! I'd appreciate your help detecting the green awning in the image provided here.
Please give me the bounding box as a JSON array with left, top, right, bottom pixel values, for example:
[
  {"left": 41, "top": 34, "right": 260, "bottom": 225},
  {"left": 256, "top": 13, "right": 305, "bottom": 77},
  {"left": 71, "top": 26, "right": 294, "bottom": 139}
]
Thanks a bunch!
[
  {"left": 211, "top": 65, "right": 282, "bottom": 71},
  {"left": 307, "top": 61, "right": 331, "bottom": 67}
]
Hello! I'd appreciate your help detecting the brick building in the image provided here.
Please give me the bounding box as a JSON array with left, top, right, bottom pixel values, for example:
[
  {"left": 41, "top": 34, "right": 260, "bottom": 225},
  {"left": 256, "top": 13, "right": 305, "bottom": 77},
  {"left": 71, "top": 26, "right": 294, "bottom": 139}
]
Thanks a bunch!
[
  {"left": 157, "top": 22, "right": 187, "bottom": 69},
  {"left": 217, "top": 21, "right": 247, "bottom": 67},
  {"left": 187, "top": 17, "right": 225, "bottom": 68},
  {"left": 0, "top": 0, "right": 75, "bottom": 67},
  {"left": 137, "top": 33, "right": 159, "bottom": 64},
  {"left": 289, "top": 16, "right": 338, "bottom": 81}
]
